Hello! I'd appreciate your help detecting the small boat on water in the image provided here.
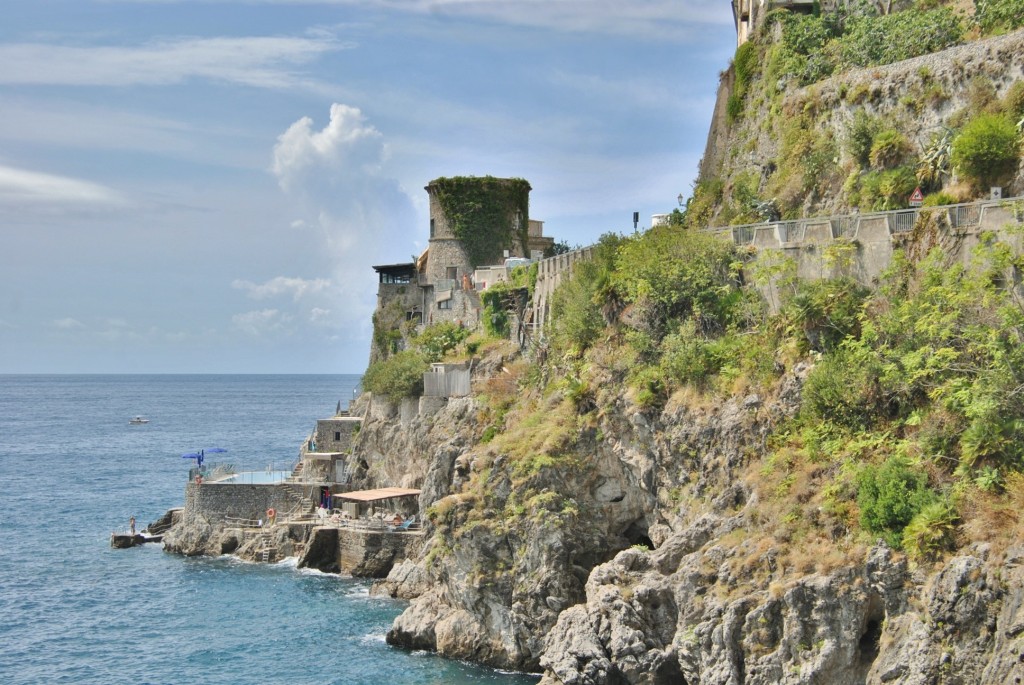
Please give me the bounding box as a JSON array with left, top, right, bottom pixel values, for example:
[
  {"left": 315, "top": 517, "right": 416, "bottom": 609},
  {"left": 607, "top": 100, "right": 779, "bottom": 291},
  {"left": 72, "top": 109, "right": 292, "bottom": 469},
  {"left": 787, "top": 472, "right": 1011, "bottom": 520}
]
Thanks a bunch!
[{"left": 129, "top": 416, "right": 150, "bottom": 425}]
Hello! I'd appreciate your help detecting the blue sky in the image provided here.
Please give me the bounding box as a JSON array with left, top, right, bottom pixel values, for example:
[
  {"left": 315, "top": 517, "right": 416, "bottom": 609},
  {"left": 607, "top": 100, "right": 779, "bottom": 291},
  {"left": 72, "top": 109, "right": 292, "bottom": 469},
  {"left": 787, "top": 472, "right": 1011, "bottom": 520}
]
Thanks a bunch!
[{"left": 0, "top": 0, "right": 735, "bottom": 373}]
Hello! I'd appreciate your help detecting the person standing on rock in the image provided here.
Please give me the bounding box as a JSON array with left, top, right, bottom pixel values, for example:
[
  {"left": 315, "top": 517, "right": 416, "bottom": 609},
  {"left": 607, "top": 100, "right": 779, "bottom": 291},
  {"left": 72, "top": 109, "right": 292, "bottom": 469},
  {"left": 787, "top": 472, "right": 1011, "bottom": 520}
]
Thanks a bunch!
[{"left": 129, "top": 516, "right": 136, "bottom": 536}]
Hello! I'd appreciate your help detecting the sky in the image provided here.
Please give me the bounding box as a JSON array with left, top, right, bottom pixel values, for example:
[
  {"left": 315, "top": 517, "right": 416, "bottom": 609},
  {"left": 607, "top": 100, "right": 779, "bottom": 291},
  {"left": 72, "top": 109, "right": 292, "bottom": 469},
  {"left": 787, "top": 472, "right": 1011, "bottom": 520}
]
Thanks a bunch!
[{"left": 0, "top": 0, "right": 736, "bottom": 374}]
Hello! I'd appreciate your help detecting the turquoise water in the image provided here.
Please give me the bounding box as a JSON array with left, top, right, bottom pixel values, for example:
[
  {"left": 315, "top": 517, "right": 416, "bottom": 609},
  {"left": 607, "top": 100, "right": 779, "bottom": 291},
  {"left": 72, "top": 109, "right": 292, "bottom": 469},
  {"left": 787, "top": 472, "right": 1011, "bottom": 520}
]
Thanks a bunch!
[{"left": 0, "top": 375, "right": 539, "bottom": 685}]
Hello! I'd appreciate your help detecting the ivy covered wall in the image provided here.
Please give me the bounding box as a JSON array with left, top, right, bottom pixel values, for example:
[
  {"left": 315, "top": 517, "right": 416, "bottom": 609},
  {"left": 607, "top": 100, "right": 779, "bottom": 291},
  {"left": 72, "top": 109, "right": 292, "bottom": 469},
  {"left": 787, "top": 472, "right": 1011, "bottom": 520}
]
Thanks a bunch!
[{"left": 427, "top": 176, "right": 531, "bottom": 268}]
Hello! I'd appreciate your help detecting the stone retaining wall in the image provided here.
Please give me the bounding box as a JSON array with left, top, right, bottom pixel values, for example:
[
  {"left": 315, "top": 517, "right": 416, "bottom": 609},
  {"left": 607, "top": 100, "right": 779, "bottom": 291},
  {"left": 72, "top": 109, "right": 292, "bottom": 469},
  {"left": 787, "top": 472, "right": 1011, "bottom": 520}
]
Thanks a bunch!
[{"left": 185, "top": 482, "right": 294, "bottom": 524}]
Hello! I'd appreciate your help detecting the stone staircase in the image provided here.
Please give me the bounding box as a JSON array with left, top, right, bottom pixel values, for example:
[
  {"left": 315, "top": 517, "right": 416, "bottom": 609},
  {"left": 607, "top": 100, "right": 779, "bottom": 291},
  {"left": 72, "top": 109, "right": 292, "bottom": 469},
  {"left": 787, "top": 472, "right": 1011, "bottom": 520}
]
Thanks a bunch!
[
  {"left": 286, "top": 460, "right": 305, "bottom": 482},
  {"left": 280, "top": 482, "right": 317, "bottom": 522}
]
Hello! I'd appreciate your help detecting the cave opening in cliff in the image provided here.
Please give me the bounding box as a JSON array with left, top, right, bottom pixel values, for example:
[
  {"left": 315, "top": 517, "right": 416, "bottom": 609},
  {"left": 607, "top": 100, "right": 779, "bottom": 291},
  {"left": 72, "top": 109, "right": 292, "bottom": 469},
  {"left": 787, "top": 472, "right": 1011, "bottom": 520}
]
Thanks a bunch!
[
  {"left": 624, "top": 519, "right": 654, "bottom": 550},
  {"left": 858, "top": 612, "right": 884, "bottom": 669}
]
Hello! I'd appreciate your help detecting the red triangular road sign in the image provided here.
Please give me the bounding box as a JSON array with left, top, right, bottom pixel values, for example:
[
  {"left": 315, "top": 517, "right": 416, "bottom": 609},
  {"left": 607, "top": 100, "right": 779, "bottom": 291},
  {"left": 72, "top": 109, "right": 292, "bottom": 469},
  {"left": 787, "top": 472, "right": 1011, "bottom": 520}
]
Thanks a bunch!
[{"left": 909, "top": 187, "right": 924, "bottom": 202}]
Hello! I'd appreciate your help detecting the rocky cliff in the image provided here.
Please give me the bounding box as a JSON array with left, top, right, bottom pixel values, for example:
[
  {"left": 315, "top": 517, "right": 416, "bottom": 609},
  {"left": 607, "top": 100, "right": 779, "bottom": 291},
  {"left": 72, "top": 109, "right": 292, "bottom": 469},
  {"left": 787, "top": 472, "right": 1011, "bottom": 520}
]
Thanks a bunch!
[
  {"left": 350, "top": 21, "right": 1024, "bottom": 675},
  {"left": 693, "top": 22, "right": 1024, "bottom": 227},
  {"left": 357, "top": 338, "right": 1024, "bottom": 684}
]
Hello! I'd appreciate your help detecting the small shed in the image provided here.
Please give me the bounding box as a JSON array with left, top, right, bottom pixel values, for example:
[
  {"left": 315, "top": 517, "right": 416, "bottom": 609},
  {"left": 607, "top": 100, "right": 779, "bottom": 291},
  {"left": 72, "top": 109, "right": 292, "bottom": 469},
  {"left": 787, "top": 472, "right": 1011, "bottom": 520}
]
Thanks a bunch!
[{"left": 423, "top": 362, "right": 470, "bottom": 398}]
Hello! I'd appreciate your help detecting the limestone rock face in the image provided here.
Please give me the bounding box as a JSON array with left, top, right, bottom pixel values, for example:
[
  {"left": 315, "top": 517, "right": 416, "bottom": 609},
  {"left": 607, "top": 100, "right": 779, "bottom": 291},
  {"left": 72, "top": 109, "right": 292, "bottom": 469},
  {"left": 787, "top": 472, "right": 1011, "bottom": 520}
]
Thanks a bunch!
[
  {"left": 162, "top": 512, "right": 221, "bottom": 556},
  {"left": 371, "top": 559, "right": 431, "bottom": 599},
  {"left": 539, "top": 537, "right": 1024, "bottom": 685},
  {"left": 358, "top": 351, "right": 808, "bottom": 672}
]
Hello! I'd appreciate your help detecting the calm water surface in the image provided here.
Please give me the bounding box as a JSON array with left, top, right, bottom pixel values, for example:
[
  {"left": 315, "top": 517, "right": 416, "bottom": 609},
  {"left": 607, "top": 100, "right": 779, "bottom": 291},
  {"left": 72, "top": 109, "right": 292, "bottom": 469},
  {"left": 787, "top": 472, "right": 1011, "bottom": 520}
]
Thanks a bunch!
[{"left": 0, "top": 375, "right": 539, "bottom": 685}]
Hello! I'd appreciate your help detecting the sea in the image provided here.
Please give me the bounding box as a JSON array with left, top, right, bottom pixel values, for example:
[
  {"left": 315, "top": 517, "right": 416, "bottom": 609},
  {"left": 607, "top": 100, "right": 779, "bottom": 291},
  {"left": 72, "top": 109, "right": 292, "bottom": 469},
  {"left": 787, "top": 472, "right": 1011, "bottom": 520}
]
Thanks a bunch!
[{"left": 0, "top": 375, "right": 540, "bottom": 685}]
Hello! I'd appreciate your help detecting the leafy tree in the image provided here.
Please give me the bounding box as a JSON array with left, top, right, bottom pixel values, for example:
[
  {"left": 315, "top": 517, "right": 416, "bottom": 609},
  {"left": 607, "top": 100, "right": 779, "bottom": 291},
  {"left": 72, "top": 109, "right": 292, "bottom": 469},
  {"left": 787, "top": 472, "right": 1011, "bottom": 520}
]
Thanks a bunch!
[
  {"left": 610, "top": 225, "right": 743, "bottom": 338},
  {"left": 414, "top": 322, "right": 470, "bottom": 362},
  {"left": 548, "top": 233, "right": 624, "bottom": 356},
  {"left": 362, "top": 350, "right": 428, "bottom": 402}
]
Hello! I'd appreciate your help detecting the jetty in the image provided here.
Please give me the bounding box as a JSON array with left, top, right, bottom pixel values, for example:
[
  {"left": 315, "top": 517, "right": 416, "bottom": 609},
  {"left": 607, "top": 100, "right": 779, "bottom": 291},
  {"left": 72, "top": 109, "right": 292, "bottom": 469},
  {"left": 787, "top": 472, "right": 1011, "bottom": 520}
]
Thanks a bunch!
[{"left": 110, "top": 532, "right": 163, "bottom": 548}]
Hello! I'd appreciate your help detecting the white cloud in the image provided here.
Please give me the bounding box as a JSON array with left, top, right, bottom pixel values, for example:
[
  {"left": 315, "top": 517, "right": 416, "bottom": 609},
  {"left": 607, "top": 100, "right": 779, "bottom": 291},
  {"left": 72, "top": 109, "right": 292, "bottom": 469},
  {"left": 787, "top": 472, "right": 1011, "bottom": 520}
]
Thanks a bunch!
[
  {"left": 53, "top": 317, "right": 85, "bottom": 329},
  {"left": 309, "top": 307, "right": 338, "bottom": 326},
  {"left": 0, "top": 35, "right": 349, "bottom": 89},
  {"left": 0, "top": 164, "right": 124, "bottom": 208},
  {"left": 271, "top": 103, "right": 418, "bottom": 337},
  {"left": 232, "top": 276, "right": 331, "bottom": 301},
  {"left": 232, "top": 308, "right": 292, "bottom": 335},
  {"left": 272, "top": 103, "right": 386, "bottom": 193}
]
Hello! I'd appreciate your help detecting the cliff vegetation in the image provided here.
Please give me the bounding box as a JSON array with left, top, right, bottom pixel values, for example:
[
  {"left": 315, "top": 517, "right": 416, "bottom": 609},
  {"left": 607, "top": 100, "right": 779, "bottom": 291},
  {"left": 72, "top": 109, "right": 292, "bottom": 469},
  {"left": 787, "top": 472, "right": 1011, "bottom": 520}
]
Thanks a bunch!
[
  {"left": 689, "top": 2, "right": 1024, "bottom": 227},
  {"left": 356, "top": 11, "right": 1024, "bottom": 685}
]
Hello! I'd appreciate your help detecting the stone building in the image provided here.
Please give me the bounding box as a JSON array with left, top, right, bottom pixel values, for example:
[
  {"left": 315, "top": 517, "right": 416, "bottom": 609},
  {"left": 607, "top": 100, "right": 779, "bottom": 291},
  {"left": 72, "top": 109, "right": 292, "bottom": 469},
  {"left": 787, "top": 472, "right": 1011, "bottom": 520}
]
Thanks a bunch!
[{"left": 373, "top": 176, "right": 555, "bottom": 339}]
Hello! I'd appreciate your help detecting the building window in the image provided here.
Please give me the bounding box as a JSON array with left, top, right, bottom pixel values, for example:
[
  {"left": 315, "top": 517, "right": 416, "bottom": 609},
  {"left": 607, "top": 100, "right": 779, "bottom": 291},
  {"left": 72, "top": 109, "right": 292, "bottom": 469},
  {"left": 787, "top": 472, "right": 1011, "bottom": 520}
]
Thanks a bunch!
[
  {"left": 446, "top": 266, "right": 457, "bottom": 280},
  {"left": 430, "top": 218, "right": 435, "bottom": 237},
  {"left": 334, "top": 431, "right": 341, "bottom": 441},
  {"left": 438, "top": 299, "right": 452, "bottom": 310}
]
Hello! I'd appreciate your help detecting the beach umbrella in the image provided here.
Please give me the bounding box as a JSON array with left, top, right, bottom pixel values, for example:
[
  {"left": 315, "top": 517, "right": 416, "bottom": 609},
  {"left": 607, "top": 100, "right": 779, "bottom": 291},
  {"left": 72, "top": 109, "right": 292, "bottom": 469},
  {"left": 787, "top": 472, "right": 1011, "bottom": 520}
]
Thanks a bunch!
[{"left": 181, "top": 452, "right": 203, "bottom": 459}]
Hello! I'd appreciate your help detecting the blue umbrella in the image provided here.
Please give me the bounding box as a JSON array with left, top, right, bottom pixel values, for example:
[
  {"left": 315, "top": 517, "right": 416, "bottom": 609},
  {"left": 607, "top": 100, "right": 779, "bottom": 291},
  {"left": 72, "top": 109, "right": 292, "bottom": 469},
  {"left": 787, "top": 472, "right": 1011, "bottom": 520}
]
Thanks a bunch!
[{"left": 181, "top": 452, "right": 203, "bottom": 459}]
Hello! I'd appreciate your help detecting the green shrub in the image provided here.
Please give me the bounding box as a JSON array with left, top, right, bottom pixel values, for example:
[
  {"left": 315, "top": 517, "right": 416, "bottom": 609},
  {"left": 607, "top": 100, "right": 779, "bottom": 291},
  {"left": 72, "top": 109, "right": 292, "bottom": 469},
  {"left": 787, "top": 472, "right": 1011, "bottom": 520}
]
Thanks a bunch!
[
  {"left": 549, "top": 233, "right": 624, "bottom": 356},
  {"left": 414, "top": 321, "right": 470, "bottom": 362},
  {"left": 834, "top": 8, "right": 964, "bottom": 70},
  {"left": 803, "top": 342, "right": 882, "bottom": 428},
  {"left": 1003, "top": 80, "right": 1024, "bottom": 120},
  {"left": 847, "top": 110, "right": 882, "bottom": 167},
  {"left": 783, "top": 278, "right": 868, "bottom": 353},
  {"left": 361, "top": 350, "right": 428, "bottom": 402},
  {"left": 901, "top": 499, "right": 958, "bottom": 560},
  {"left": 857, "top": 456, "right": 936, "bottom": 547},
  {"left": 858, "top": 166, "right": 917, "bottom": 210},
  {"left": 916, "top": 129, "right": 953, "bottom": 191},
  {"left": 610, "top": 225, "right": 742, "bottom": 338},
  {"left": 869, "top": 129, "right": 912, "bottom": 170},
  {"left": 727, "top": 42, "right": 760, "bottom": 123},
  {"left": 951, "top": 113, "right": 1021, "bottom": 190},
  {"left": 480, "top": 284, "right": 518, "bottom": 338},
  {"left": 921, "top": 191, "right": 957, "bottom": 207},
  {"left": 660, "top": 320, "right": 717, "bottom": 388},
  {"left": 630, "top": 365, "right": 667, "bottom": 409},
  {"left": 681, "top": 178, "right": 724, "bottom": 230},
  {"left": 975, "top": 0, "right": 1024, "bottom": 34}
]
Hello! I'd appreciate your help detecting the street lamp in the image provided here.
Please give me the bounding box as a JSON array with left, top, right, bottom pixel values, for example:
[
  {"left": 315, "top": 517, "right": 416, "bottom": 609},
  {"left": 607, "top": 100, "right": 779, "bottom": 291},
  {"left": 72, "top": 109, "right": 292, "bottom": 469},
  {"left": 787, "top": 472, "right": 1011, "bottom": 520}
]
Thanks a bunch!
[{"left": 677, "top": 193, "right": 684, "bottom": 207}]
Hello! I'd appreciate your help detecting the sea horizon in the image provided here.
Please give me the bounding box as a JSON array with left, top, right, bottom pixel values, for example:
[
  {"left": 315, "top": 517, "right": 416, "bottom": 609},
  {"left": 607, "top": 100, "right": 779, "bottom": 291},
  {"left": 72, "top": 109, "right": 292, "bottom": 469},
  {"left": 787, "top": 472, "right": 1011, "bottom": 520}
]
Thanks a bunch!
[{"left": 0, "top": 374, "right": 537, "bottom": 685}]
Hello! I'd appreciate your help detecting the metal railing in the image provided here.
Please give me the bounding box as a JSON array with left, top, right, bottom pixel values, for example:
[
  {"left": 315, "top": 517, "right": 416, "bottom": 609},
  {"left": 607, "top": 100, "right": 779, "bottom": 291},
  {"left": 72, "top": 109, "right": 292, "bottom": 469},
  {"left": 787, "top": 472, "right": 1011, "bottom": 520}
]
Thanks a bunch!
[
  {"left": 950, "top": 203, "right": 982, "bottom": 229},
  {"left": 313, "top": 513, "right": 424, "bottom": 533},
  {"left": 732, "top": 225, "right": 755, "bottom": 244},
  {"left": 189, "top": 462, "right": 236, "bottom": 482},
  {"left": 831, "top": 217, "right": 854, "bottom": 239},
  {"left": 777, "top": 220, "right": 803, "bottom": 243},
  {"left": 888, "top": 210, "right": 917, "bottom": 234}
]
